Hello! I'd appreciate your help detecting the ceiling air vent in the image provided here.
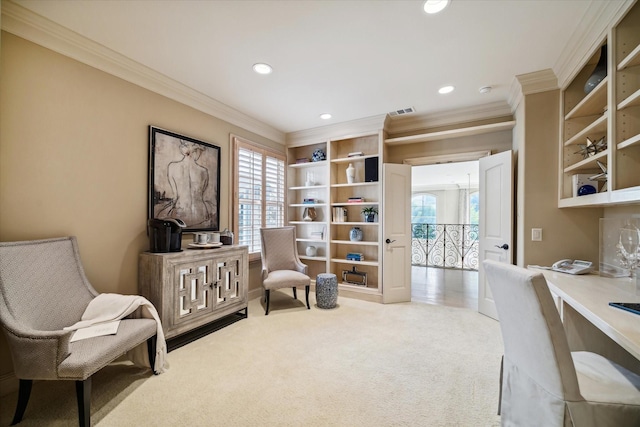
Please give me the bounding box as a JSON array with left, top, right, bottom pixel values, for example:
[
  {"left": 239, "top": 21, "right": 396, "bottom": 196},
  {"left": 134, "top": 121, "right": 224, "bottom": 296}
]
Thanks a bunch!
[{"left": 389, "top": 107, "right": 415, "bottom": 117}]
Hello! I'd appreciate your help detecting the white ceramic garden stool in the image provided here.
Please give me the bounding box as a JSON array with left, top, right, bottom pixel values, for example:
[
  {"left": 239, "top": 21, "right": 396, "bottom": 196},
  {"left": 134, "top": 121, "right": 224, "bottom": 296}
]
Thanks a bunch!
[{"left": 315, "top": 273, "right": 338, "bottom": 309}]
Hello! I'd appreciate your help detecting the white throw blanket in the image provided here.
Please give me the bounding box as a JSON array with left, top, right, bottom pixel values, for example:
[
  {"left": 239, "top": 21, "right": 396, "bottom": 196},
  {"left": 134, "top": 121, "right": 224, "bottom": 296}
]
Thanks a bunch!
[{"left": 64, "top": 293, "right": 168, "bottom": 374}]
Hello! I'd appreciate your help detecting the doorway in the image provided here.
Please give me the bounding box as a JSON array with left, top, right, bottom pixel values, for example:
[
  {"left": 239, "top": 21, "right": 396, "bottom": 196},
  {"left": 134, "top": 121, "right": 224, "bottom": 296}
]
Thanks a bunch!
[{"left": 409, "top": 160, "right": 479, "bottom": 309}]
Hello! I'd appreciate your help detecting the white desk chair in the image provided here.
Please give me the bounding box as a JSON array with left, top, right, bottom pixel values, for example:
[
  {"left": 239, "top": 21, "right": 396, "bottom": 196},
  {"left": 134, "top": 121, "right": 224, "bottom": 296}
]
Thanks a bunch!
[{"left": 483, "top": 259, "right": 640, "bottom": 426}]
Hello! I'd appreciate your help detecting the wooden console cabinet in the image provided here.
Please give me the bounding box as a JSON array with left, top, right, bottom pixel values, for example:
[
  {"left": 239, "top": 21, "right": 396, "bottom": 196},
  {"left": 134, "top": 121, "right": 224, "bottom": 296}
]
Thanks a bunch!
[{"left": 139, "top": 245, "right": 248, "bottom": 340}]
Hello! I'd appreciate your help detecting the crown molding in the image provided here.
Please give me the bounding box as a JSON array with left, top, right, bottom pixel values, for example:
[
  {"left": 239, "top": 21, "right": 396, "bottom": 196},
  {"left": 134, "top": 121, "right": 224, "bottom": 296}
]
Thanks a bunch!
[
  {"left": 507, "top": 77, "right": 524, "bottom": 113},
  {"left": 286, "top": 114, "right": 387, "bottom": 147},
  {"left": 1, "top": 0, "right": 285, "bottom": 144},
  {"left": 554, "top": 0, "right": 633, "bottom": 89},
  {"left": 385, "top": 101, "right": 513, "bottom": 136},
  {"left": 508, "top": 69, "right": 558, "bottom": 112}
]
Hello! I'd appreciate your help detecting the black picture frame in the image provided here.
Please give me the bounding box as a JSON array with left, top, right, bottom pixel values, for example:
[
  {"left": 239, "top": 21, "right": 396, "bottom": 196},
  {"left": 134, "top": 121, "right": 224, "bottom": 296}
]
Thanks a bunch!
[{"left": 148, "top": 126, "right": 220, "bottom": 232}]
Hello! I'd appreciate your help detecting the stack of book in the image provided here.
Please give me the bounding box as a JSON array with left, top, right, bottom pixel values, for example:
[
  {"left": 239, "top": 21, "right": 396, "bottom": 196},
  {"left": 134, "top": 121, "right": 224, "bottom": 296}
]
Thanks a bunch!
[
  {"left": 332, "top": 207, "right": 348, "bottom": 222},
  {"left": 303, "top": 198, "right": 317, "bottom": 204},
  {"left": 347, "top": 151, "right": 364, "bottom": 157},
  {"left": 346, "top": 252, "right": 364, "bottom": 261},
  {"left": 347, "top": 197, "right": 364, "bottom": 203}
]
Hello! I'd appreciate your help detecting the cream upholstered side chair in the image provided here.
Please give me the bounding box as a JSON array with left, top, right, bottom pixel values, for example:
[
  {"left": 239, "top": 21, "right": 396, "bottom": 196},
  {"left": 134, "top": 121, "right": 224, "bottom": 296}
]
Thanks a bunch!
[
  {"left": 0, "top": 237, "right": 159, "bottom": 427},
  {"left": 483, "top": 259, "right": 640, "bottom": 427},
  {"left": 259, "top": 226, "right": 311, "bottom": 315}
]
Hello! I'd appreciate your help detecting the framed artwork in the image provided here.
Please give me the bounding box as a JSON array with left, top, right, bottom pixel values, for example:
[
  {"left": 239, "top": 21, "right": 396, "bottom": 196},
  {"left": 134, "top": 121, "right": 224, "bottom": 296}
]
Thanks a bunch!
[{"left": 148, "top": 126, "right": 220, "bottom": 232}]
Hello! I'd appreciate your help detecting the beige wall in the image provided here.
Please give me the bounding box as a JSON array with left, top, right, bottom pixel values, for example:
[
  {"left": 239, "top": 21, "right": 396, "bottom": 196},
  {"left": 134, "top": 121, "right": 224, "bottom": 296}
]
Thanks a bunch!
[
  {"left": 516, "top": 90, "right": 603, "bottom": 267},
  {"left": 0, "top": 33, "right": 283, "bottom": 388}
]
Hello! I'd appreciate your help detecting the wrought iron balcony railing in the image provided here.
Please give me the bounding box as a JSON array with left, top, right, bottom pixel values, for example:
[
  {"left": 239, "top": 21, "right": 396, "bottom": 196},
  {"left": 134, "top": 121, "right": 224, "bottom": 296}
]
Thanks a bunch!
[{"left": 412, "top": 223, "right": 479, "bottom": 270}]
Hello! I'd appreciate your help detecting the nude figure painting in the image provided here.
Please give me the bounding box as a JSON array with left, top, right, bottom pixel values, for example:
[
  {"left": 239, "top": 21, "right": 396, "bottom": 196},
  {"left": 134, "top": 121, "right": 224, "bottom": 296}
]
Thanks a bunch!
[{"left": 149, "top": 127, "right": 220, "bottom": 232}]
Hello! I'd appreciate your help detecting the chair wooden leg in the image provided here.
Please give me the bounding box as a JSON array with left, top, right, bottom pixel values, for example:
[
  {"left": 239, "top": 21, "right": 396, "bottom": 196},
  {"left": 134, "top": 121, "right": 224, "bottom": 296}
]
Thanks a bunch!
[
  {"left": 147, "top": 335, "right": 157, "bottom": 374},
  {"left": 292, "top": 287, "right": 297, "bottom": 299},
  {"left": 305, "top": 285, "right": 310, "bottom": 309},
  {"left": 10, "top": 379, "right": 32, "bottom": 425},
  {"left": 265, "top": 289, "right": 270, "bottom": 315},
  {"left": 76, "top": 377, "right": 91, "bottom": 427}
]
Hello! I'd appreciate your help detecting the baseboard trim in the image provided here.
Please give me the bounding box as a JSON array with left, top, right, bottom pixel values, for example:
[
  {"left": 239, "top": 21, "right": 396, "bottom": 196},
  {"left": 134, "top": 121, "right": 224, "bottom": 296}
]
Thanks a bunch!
[{"left": 0, "top": 371, "right": 18, "bottom": 397}]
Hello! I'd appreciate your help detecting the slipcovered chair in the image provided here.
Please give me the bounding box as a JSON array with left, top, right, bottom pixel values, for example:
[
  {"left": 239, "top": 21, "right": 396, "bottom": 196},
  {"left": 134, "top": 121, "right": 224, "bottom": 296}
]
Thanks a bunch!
[
  {"left": 260, "top": 227, "right": 311, "bottom": 315},
  {"left": 483, "top": 259, "right": 640, "bottom": 427},
  {"left": 0, "top": 237, "right": 159, "bottom": 427}
]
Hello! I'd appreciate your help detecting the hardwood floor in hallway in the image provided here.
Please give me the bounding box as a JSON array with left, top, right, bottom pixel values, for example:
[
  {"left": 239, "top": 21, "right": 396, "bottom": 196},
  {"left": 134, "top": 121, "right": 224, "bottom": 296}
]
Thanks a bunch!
[{"left": 411, "top": 266, "right": 478, "bottom": 310}]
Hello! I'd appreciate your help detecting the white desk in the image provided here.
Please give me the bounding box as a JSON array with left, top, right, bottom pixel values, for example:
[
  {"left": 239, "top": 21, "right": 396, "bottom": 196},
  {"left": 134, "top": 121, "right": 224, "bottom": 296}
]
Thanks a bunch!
[{"left": 535, "top": 269, "right": 640, "bottom": 374}]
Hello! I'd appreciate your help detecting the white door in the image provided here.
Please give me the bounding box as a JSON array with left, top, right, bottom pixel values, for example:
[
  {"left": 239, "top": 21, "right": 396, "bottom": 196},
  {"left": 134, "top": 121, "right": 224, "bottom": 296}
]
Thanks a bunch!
[
  {"left": 478, "top": 150, "right": 513, "bottom": 319},
  {"left": 382, "top": 163, "right": 412, "bottom": 303}
]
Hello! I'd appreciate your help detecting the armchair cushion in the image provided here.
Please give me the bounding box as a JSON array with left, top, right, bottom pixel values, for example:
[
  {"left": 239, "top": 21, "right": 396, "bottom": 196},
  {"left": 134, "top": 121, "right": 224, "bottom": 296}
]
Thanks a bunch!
[
  {"left": 58, "top": 318, "right": 157, "bottom": 379},
  {"left": 263, "top": 270, "right": 310, "bottom": 291}
]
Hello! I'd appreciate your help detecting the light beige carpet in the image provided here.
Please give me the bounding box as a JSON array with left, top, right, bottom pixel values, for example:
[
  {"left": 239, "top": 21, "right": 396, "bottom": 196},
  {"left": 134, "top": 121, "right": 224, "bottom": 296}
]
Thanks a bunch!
[{"left": 0, "top": 292, "right": 503, "bottom": 426}]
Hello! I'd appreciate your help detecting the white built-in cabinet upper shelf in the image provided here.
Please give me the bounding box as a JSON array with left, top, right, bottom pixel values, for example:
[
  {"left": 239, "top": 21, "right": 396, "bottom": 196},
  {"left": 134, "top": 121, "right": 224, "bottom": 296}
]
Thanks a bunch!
[{"left": 384, "top": 121, "right": 516, "bottom": 145}]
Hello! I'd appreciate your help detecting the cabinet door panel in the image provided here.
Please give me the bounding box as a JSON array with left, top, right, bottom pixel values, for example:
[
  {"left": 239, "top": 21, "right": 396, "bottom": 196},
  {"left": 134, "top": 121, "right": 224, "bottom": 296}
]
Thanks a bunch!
[
  {"left": 214, "top": 256, "right": 244, "bottom": 308},
  {"left": 174, "top": 261, "right": 214, "bottom": 324}
]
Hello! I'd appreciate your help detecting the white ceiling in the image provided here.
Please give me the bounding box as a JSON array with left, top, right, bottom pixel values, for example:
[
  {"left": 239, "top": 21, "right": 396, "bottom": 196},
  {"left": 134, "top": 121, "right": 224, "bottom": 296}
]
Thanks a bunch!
[{"left": 13, "top": 0, "right": 601, "bottom": 134}]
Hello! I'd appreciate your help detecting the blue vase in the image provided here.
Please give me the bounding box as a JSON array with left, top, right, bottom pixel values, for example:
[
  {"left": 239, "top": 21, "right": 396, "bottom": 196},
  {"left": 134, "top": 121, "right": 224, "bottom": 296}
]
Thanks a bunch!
[{"left": 350, "top": 227, "right": 363, "bottom": 242}]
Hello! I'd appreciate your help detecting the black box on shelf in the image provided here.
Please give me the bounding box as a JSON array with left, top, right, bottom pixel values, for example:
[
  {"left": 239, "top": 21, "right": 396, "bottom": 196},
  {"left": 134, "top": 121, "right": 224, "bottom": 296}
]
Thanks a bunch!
[{"left": 365, "top": 156, "right": 378, "bottom": 182}]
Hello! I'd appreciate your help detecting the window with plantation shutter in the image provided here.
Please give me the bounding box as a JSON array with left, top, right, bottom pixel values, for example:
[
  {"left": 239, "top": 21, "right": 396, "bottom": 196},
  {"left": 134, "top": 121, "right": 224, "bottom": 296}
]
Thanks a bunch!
[{"left": 232, "top": 136, "right": 285, "bottom": 258}]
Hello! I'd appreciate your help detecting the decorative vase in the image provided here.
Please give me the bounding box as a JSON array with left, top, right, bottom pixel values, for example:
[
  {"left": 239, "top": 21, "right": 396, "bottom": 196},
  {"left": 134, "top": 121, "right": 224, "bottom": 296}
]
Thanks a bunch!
[
  {"left": 303, "top": 207, "right": 317, "bottom": 221},
  {"left": 584, "top": 45, "right": 607, "bottom": 94},
  {"left": 364, "top": 213, "right": 376, "bottom": 223},
  {"left": 346, "top": 163, "right": 355, "bottom": 184},
  {"left": 306, "top": 246, "right": 317, "bottom": 257},
  {"left": 350, "top": 227, "right": 363, "bottom": 242},
  {"left": 312, "top": 148, "right": 326, "bottom": 162}
]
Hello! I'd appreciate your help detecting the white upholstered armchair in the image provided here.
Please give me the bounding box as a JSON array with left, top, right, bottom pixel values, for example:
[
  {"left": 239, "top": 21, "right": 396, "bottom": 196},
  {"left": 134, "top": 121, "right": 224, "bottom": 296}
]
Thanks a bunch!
[
  {"left": 483, "top": 260, "right": 640, "bottom": 426},
  {"left": 0, "top": 237, "right": 160, "bottom": 426},
  {"left": 260, "top": 227, "right": 311, "bottom": 315}
]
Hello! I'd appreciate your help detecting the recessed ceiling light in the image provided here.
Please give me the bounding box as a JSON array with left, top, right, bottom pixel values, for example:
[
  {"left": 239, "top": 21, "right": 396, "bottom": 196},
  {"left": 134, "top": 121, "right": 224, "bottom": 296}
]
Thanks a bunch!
[
  {"left": 438, "top": 85, "right": 455, "bottom": 94},
  {"left": 424, "top": 0, "right": 450, "bottom": 14},
  {"left": 320, "top": 113, "right": 332, "bottom": 120},
  {"left": 252, "top": 63, "right": 272, "bottom": 75}
]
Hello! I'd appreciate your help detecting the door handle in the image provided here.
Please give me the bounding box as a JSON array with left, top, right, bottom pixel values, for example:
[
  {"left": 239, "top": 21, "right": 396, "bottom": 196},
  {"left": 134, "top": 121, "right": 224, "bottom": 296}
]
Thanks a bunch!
[
  {"left": 385, "top": 238, "right": 396, "bottom": 244},
  {"left": 495, "top": 244, "right": 509, "bottom": 250}
]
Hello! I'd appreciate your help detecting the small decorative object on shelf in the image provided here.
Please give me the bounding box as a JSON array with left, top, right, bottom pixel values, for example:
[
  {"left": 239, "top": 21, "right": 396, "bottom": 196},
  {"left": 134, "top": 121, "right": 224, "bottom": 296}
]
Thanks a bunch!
[
  {"left": 305, "top": 172, "right": 314, "bottom": 187},
  {"left": 617, "top": 222, "right": 640, "bottom": 276},
  {"left": 296, "top": 158, "right": 309, "bottom": 164},
  {"left": 362, "top": 206, "right": 378, "bottom": 222},
  {"left": 576, "top": 137, "right": 608, "bottom": 159},
  {"left": 347, "top": 151, "right": 364, "bottom": 157},
  {"left": 578, "top": 185, "right": 597, "bottom": 196},
  {"left": 572, "top": 174, "right": 599, "bottom": 197},
  {"left": 306, "top": 246, "right": 317, "bottom": 257},
  {"left": 346, "top": 163, "right": 355, "bottom": 184},
  {"left": 333, "top": 207, "right": 348, "bottom": 222},
  {"left": 303, "top": 207, "right": 317, "bottom": 221},
  {"left": 342, "top": 266, "right": 367, "bottom": 286},
  {"left": 584, "top": 45, "right": 607, "bottom": 94},
  {"left": 349, "top": 227, "right": 363, "bottom": 242},
  {"left": 311, "top": 148, "right": 326, "bottom": 162},
  {"left": 346, "top": 252, "right": 364, "bottom": 261},
  {"left": 310, "top": 229, "right": 324, "bottom": 240},
  {"left": 588, "top": 160, "right": 608, "bottom": 192}
]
